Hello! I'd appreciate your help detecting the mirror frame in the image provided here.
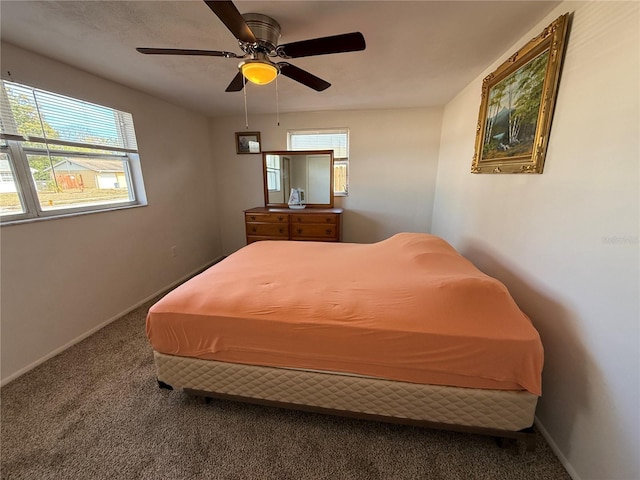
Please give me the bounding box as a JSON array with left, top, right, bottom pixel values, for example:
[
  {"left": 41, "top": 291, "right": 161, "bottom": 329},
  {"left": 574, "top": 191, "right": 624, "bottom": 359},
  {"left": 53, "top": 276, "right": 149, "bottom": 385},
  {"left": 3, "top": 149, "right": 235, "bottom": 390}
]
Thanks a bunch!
[{"left": 262, "top": 150, "right": 334, "bottom": 208}]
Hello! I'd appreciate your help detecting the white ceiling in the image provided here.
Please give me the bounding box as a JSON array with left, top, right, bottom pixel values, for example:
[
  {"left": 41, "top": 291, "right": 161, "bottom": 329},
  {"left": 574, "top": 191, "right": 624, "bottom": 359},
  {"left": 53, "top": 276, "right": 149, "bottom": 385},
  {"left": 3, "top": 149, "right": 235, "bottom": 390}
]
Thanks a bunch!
[{"left": 0, "top": 1, "right": 560, "bottom": 117}]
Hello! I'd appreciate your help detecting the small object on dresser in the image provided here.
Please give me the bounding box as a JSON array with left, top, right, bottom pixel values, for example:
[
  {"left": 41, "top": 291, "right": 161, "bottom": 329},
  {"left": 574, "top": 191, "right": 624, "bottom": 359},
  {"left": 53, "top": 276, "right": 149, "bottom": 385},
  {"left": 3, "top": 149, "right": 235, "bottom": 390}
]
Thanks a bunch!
[{"left": 288, "top": 187, "right": 306, "bottom": 209}]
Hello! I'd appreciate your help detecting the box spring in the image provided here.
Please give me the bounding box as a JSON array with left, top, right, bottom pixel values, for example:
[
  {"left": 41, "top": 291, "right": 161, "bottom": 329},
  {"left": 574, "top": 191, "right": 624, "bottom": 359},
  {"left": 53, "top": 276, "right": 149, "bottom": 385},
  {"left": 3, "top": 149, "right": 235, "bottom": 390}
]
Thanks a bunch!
[{"left": 154, "top": 352, "right": 538, "bottom": 438}]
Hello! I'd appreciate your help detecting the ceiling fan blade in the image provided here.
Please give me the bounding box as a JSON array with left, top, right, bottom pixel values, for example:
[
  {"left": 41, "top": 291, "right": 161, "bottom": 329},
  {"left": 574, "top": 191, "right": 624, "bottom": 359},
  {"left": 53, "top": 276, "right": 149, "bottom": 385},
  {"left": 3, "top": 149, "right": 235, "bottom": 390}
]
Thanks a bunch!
[
  {"left": 278, "top": 63, "right": 331, "bottom": 92},
  {"left": 136, "top": 48, "right": 238, "bottom": 58},
  {"left": 277, "top": 32, "right": 366, "bottom": 59},
  {"left": 204, "top": 1, "right": 257, "bottom": 44},
  {"left": 225, "top": 72, "right": 245, "bottom": 92}
]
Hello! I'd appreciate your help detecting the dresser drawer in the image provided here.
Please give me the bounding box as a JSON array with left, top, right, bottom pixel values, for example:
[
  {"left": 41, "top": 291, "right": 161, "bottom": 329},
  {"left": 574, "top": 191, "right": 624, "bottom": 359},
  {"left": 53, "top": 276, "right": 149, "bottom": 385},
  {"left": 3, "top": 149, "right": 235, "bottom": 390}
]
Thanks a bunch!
[
  {"left": 291, "top": 224, "right": 338, "bottom": 240},
  {"left": 246, "top": 222, "right": 289, "bottom": 237},
  {"left": 245, "top": 212, "right": 289, "bottom": 223},
  {"left": 290, "top": 214, "right": 338, "bottom": 225}
]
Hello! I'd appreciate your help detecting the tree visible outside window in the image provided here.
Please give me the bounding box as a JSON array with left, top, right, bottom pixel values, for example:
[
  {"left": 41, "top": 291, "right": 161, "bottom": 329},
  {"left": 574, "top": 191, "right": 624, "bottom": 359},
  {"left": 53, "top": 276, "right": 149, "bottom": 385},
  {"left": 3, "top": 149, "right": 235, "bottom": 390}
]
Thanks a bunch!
[{"left": 0, "top": 79, "right": 145, "bottom": 222}]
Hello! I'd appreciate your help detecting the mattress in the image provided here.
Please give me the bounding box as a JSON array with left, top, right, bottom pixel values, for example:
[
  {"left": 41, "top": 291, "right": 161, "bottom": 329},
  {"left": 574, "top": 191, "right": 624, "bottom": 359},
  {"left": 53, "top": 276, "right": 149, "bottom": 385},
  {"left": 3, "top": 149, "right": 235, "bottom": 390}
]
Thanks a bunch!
[{"left": 147, "top": 233, "right": 543, "bottom": 395}]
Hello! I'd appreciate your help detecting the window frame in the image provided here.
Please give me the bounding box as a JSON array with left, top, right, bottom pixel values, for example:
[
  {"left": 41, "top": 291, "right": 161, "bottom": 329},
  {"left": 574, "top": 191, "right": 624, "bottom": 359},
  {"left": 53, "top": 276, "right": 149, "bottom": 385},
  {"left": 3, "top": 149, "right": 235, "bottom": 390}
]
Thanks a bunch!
[
  {"left": 0, "top": 145, "right": 30, "bottom": 219},
  {"left": 287, "top": 128, "right": 350, "bottom": 196},
  {"left": 0, "top": 80, "right": 145, "bottom": 225}
]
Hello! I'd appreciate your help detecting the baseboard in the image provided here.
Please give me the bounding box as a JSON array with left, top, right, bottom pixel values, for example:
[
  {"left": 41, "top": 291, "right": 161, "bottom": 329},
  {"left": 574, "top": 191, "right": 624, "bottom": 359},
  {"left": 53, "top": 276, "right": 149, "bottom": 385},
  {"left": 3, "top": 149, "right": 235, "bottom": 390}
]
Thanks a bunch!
[
  {"left": 0, "top": 256, "right": 224, "bottom": 387},
  {"left": 534, "top": 416, "right": 580, "bottom": 480}
]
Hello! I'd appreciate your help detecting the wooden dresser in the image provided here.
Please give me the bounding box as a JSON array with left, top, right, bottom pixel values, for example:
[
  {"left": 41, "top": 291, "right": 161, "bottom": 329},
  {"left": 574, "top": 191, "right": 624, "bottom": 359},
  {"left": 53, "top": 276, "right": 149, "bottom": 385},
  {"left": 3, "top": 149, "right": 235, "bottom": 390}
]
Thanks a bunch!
[{"left": 244, "top": 207, "right": 343, "bottom": 244}]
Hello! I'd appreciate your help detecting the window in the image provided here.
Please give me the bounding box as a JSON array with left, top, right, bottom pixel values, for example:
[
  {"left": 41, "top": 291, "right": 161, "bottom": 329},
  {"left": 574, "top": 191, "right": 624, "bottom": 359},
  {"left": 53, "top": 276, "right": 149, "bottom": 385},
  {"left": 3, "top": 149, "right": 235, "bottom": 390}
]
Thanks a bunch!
[
  {"left": 0, "top": 151, "right": 24, "bottom": 217},
  {"left": 265, "top": 154, "right": 281, "bottom": 192},
  {"left": 288, "top": 129, "right": 349, "bottom": 195},
  {"left": 0, "top": 79, "right": 145, "bottom": 223}
]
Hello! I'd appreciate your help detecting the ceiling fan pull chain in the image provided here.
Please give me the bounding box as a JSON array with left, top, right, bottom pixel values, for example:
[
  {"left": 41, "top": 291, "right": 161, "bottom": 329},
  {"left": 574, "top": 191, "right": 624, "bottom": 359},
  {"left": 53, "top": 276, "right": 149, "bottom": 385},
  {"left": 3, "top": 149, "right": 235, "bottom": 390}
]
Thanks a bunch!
[
  {"left": 243, "top": 75, "right": 249, "bottom": 129},
  {"left": 275, "top": 75, "right": 280, "bottom": 126}
]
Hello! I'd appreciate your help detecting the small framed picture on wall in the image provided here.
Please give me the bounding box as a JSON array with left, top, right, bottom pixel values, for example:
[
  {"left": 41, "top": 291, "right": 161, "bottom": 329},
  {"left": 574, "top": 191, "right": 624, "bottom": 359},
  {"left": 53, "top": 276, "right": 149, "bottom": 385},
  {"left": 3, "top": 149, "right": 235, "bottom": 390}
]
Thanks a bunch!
[{"left": 235, "top": 131, "right": 261, "bottom": 154}]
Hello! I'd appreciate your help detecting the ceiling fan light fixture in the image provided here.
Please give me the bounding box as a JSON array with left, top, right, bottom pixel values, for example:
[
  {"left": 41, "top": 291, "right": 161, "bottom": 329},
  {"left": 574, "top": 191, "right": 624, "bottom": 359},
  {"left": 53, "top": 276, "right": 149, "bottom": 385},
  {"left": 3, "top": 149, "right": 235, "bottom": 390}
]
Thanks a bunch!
[{"left": 241, "top": 61, "right": 279, "bottom": 85}]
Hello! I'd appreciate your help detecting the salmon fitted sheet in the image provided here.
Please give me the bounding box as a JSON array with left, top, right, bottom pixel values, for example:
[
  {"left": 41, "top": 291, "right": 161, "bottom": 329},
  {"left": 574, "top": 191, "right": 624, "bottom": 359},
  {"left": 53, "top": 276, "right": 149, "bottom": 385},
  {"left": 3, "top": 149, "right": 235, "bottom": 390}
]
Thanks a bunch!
[{"left": 146, "top": 233, "right": 543, "bottom": 395}]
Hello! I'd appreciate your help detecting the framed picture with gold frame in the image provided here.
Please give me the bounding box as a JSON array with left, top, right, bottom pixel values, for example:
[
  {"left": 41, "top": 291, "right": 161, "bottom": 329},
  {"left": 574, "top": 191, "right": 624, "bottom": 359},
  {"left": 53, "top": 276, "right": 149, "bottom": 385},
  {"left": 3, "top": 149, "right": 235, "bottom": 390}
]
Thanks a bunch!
[{"left": 471, "top": 13, "right": 570, "bottom": 174}]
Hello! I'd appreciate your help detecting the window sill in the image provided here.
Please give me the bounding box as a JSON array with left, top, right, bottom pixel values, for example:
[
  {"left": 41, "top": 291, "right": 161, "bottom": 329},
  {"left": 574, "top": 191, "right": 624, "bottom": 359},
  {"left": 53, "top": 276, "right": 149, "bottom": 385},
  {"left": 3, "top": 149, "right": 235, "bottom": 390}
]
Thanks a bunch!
[{"left": 0, "top": 203, "right": 147, "bottom": 227}]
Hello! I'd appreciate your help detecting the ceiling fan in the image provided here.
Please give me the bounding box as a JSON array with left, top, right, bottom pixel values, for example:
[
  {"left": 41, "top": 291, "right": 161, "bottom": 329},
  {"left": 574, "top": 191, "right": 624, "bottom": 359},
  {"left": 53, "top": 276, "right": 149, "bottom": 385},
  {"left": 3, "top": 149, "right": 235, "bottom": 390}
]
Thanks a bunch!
[{"left": 136, "top": 1, "right": 366, "bottom": 92}]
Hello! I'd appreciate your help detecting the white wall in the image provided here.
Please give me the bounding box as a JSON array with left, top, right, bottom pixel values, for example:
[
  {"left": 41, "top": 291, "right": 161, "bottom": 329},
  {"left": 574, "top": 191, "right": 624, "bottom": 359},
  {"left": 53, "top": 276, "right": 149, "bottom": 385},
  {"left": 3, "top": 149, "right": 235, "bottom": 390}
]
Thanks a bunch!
[
  {"left": 431, "top": 2, "right": 639, "bottom": 479},
  {"left": 0, "top": 43, "right": 223, "bottom": 383},
  {"left": 210, "top": 108, "right": 443, "bottom": 254}
]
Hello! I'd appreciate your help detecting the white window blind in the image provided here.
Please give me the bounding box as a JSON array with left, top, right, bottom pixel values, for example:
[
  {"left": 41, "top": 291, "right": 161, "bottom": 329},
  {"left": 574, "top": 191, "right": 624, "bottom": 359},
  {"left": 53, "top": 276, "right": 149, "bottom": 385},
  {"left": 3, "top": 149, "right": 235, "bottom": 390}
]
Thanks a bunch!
[
  {"left": 0, "top": 79, "right": 146, "bottom": 222},
  {"left": 289, "top": 131, "right": 348, "bottom": 159},
  {"left": 0, "top": 80, "right": 138, "bottom": 153}
]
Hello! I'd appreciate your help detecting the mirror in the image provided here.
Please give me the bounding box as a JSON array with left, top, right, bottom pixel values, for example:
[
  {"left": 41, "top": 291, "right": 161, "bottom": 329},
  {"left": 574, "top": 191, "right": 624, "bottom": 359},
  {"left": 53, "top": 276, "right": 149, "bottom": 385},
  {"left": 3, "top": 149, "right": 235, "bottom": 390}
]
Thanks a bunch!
[{"left": 262, "top": 150, "right": 334, "bottom": 208}]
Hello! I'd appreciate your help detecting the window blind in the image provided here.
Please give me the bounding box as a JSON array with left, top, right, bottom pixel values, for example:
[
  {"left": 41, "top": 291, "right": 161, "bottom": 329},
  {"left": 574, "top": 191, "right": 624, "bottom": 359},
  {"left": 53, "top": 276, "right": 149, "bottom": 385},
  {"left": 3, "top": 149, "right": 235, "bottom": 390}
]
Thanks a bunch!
[
  {"left": 0, "top": 80, "right": 138, "bottom": 153},
  {"left": 289, "top": 131, "right": 348, "bottom": 159}
]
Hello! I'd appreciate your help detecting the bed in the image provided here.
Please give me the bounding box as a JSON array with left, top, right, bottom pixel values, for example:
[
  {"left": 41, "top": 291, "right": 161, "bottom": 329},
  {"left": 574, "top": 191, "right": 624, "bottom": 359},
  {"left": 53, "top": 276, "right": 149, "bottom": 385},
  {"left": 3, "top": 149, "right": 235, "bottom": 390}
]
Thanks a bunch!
[{"left": 146, "top": 233, "right": 543, "bottom": 446}]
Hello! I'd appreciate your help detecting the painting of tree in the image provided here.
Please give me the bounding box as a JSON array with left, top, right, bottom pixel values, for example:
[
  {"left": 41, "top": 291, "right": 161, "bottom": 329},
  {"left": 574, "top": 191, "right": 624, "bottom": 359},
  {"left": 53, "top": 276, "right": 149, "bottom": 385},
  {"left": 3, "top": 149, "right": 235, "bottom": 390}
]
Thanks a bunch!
[
  {"left": 481, "top": 50, "right": 550, "bottom": 161},
  {"left": 472, "top": 13, "right": 569, "bottom": 174}
]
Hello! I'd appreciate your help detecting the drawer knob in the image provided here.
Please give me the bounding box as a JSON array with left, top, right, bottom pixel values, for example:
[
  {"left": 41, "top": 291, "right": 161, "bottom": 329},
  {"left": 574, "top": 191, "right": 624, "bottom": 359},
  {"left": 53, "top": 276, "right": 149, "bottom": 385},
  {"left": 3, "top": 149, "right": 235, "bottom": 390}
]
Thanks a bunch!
[
  {"left": 297, "top": 228, "right": 303, "bottom": 234},
  {"left": 250, "top": 215, "right": 256, "bottom": 221},
  {"left": 252, "top": 227, "right": 257, "bottom": 233},
  {"left": 278, "top": 216, "right": 284, "bottom": 221},
  {"left": 279, "top": 228, "right": 284, "bottom": 234},
  {"left": 325, "top": 218, "right": 331, "bottom": 223},
  {"left": 326, "top": 228, "right": 333, "bottom": 235}
]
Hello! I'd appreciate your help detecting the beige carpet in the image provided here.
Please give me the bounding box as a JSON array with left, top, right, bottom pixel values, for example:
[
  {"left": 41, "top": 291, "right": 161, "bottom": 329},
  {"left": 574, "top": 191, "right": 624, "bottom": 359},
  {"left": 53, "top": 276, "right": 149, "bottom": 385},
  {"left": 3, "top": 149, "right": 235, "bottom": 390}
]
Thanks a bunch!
[{"left": 1, "top": 298, "right": 571, "bottom": 480}]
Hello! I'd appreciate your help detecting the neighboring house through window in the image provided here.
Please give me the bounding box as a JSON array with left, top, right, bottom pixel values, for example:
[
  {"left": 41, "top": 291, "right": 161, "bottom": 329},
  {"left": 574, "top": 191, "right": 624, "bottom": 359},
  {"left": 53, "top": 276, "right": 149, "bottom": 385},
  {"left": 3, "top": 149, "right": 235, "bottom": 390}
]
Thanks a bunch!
[
  {"left": 0, "top": 79, "right": 146, "bottom": 223},
  {"left": 287, "top": 129, "right": 349, "bottom": 195}
]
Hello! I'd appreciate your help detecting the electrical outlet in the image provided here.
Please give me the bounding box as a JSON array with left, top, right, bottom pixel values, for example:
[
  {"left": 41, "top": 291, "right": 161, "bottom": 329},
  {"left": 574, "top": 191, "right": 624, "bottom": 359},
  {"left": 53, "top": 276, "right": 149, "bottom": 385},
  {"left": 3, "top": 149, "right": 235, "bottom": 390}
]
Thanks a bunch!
[{"left": 171, "top": 245, "right": 177, "bottom": 257}]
